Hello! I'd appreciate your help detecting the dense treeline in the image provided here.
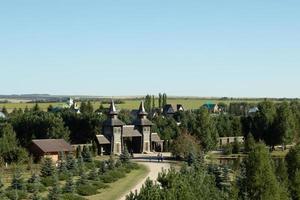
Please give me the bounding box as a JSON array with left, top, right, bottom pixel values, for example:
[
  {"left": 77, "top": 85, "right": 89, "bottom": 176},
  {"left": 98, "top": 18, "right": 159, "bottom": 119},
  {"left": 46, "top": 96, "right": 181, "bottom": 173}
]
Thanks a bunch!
[
  {"left": 0, "top": 99, "right": 300, "bottom": 164},
  {"left": 127, "top": 142, "right": 300, "bottom": 200}
]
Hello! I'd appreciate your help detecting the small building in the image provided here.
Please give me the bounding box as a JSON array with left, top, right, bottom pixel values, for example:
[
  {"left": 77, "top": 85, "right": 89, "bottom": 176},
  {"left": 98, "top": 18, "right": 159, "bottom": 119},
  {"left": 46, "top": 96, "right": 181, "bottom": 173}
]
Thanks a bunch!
[
  {"left": 202, "top": 103, "right": 220, "bottom": 113},
  {"left": 29, "top": 139, "right": 74, "bottom": 162},
  {"left": 163, "top": 104, "right": 175, "bottom": 117},
  {"left": 0, "top": 111, "right": 6, "bottom": 119},
  {"left": 151, "top": 133, "right": 164, "bottom": 152},
  {"left": 177, "top": 104, "right": 184, "bottom": 112},
  {"left": 248, "top": 107, "right": 259, "bottom": 115},
  {"left": 218, "top": 136, "right": 244, "bottom": 147}
]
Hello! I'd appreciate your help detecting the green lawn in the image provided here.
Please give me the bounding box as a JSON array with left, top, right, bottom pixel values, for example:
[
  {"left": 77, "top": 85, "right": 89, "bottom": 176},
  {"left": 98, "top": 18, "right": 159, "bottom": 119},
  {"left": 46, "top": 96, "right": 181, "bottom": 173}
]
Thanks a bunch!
[{"left": 86, "top": 164, "right": 149, "bottom": 200}]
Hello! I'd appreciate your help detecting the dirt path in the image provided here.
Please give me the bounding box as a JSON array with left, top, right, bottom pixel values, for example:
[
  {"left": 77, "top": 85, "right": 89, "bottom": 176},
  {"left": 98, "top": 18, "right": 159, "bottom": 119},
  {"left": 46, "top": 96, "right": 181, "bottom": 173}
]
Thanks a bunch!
[{"left": 118, "top": 160, "right": 171, "bottom": 200}]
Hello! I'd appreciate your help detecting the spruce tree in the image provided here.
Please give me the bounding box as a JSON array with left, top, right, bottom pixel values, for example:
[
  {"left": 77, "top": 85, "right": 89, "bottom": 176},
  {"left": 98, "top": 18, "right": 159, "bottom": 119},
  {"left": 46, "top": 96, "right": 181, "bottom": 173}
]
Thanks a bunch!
[
  {"left": 81, "top": 146, "right": 92, "bottom": 162},
  {"left": 11, "top": 168, "right": 24, "bottom": 190},
  {"left": 47, "top": 175, "right": 60, "bottom": 200},
  {"left": 40, "top": 157, "right": 55, "bottom": 177},
  {"left": 120, "top": 147, "right": 131, "bottom": 164},
  {"left": 63, "top": 173, "right": 75, "bottom": 193},
  {"left": 66, "top": 154, "right": 77, "bottom": 171}
]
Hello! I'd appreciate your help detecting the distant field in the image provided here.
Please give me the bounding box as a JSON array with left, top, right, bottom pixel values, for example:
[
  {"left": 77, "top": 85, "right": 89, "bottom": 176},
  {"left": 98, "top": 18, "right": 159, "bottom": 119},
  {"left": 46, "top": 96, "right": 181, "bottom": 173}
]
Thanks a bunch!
[{"left": 0, "top": 98, "right": 280, "bottom": 113}]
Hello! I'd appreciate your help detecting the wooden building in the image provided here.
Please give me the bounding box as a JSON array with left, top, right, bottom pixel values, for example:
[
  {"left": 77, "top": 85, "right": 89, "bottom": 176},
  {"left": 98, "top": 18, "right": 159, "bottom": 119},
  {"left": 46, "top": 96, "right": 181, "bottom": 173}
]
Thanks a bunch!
[{"left": 29, "top": 139, "right": 74, "bottom": 162}]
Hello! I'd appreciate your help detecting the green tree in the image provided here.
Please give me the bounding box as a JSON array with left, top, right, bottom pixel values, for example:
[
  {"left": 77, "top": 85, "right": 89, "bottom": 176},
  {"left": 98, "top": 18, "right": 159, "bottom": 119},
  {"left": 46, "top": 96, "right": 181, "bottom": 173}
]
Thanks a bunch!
[
  {"left": 273, "top": 102, "right": 296, "bottom": 149},
  {"left": 79, "top": 101, "right": 87, "bottom": 113},
  {"left": 162, "top": 93, "right": 167, "bottom": 107},
  {"left": 158, "top": 93, "right": 162, "bottom": 109},
  {"left": 239, "top": 143, "right": 288, "bottom": 200},
  {"left": 40, "top": 158, "right": 55, "bottom": 177},
  {"left": 81, "top": 146, "right": 92, "bottom": 162},
  {"left": 244, "top": 133, "right": 256, "bottom": 153},
  {"left": 120, "top": 147, "right": 131, "bottom": 164},
  {"left": 11, "top": 168, "right": 24, "bottom": 190},
  {"left": 63, "top": 173, "right": 75, "bottom": 193},
  {"left": 66, "top": 154, "right": 77, "bottom": 171},
  {"left": 252, "top": 101, "right": 276, "bottom": 147},
  {"left": 0, "top": 123, "right": 28, "bottom": 163},
  {"left": 145, "top": 95, "right": 152, "bottom": 112},
  {"left": 286, "top": 144, "right": 300, "bottom": 199},
  {"left": 32, "top": 103, "right": 40, "bottom": 112},
  {"left": 171, "top": 132, "right": 201, "bottom": 160},
  {"left": 10, "top": 111, "right": 70, "bottom": 147},
  {"left": 47, "top": 105, "right": 54, "bottom": 112},
  {"left": 194, "top": 108, "right": 219, "bottom": 151},
  {"left": 47, "top": 175, "right": 61, "bottom": 200}
]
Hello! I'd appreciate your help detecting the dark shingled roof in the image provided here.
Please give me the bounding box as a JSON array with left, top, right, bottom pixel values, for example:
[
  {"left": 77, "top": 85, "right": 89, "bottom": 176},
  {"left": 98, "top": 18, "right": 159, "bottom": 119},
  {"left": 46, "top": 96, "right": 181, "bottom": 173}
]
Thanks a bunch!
[
  {"left": 96, "top": 135, "right": 110, "bottom": 144},
  {"left": 122, "top": 126, "right": 142, "bottom": 137},
  {"left": 31, "top": 139, "right": 73, "bottom": 153},
  {"left": 163, "top": 104, "right": 175, "bottom": 114},
  {"left": 103, "top": 118, "right": 125, "bottom": 126},
  {"left": 133, "top": 118, "right": 153, "bottom": 126},
  {"left": 151, "top": 133, "right": 163, "bottom": 142}
]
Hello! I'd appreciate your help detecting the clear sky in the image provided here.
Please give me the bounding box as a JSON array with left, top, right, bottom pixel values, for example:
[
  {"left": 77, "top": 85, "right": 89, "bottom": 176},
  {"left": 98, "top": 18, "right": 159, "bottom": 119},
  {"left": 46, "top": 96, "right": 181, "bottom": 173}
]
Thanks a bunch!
[{"left": 0, "top": 0, "right": 299, "bottom": 97}]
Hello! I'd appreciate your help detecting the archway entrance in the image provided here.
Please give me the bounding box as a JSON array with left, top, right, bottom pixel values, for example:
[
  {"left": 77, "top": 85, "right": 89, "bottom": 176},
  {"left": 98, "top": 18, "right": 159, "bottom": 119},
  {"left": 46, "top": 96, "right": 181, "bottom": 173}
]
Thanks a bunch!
[{"left": 123, "top": 136, "right": 142, "bottom": 153}]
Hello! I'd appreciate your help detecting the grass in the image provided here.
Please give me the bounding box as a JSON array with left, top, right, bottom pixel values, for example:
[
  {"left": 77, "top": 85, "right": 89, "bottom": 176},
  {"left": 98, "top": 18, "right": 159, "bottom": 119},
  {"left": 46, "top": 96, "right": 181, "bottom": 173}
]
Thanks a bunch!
[
  {"left": 0, "top": 98, "right": 286, "bottom": 113},
  {"left": 86, "top": 164, "right": 149, "bottom": 200}
]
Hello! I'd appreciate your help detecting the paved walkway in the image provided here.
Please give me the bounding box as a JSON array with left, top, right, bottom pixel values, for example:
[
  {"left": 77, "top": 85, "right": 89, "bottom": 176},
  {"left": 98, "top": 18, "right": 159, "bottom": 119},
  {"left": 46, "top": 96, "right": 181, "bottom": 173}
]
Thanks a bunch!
[{"left": 118, "top": 154, "right": 171, "bottom": 200}]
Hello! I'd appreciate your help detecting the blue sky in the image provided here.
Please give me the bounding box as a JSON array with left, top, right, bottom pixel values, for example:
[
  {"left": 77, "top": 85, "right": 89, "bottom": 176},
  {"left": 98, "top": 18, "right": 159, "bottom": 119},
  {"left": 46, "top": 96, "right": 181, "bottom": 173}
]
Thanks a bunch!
[{"left": 0, "top": 0, "right": 299, "bottom": 97}]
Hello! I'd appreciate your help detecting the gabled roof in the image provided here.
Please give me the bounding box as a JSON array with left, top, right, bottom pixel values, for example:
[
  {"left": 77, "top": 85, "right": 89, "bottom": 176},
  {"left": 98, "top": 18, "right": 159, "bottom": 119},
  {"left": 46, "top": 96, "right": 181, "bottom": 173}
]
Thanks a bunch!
[
  {"left": 151, "top": 133, "right": 163, "bottom": 142},
  {"left": 202, "top": 103, "right": 217, "bottom": 110},
  {"left": 31, "top": 139, "right": 73, "bottom": 153},
  {"left": 96, "top": 135, "right": 110, "bottom": 144},
  {"left": 122, "top": 125, "right": 142, "bottom": 137},
  {"left": 163, "top": 104, "right": 175, "bottom": 114}
]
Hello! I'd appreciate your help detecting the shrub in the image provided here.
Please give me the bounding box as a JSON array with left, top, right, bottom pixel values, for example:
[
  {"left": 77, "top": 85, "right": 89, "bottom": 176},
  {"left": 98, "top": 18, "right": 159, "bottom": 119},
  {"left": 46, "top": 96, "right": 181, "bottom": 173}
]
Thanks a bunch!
[
  {"left": 5, "top": 189, "right": 27, "bottom": 200},
  {"left": 11, "top": 169, "right": 25, "bottom": 190},
  {"left": 76, "top": 184, "right": 98, "bottom": 196},
  {"left": 41, "top": 176, "right": 56, "bottom": 187},
  {"left": 89, "top": 180, "right": 107, "bottom": 190},
  {"left": 223, "top": 144, "right": 233, "bottom": 155},
  {"left": 61, "top": 193, "right": 86, "bottom": 200},
  {"left": 58, "top": 172, "right": 68, "bottom": 181},
  {"left": 63, "top": 174, "right": 75, "bottom": 194}
]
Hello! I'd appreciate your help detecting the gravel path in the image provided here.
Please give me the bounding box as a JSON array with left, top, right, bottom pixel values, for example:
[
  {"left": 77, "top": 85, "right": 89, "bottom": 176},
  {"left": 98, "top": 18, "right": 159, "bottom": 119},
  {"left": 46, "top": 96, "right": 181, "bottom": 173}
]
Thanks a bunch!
[{"left": 118, "top": 159, "right": 171, "bottom": 200}]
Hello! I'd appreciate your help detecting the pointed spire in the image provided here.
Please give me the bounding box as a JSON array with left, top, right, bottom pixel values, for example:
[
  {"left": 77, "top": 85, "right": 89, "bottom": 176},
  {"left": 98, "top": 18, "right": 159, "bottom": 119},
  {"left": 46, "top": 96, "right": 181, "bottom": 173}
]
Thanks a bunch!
[
  {"left": 138, "top": 101, "right": 148, "bottom": 116},
  {"left": 109, "top": 99, "right": 118, "bottom": 116}
]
